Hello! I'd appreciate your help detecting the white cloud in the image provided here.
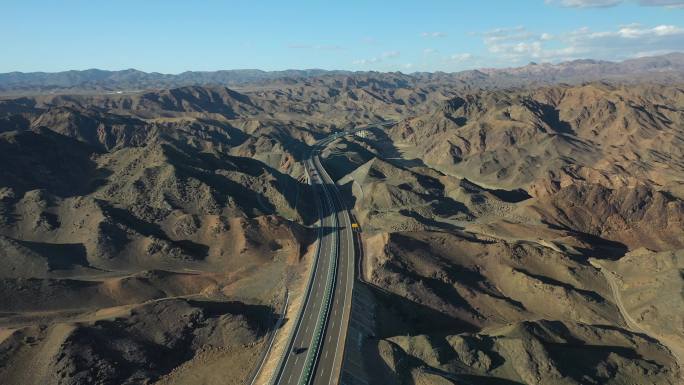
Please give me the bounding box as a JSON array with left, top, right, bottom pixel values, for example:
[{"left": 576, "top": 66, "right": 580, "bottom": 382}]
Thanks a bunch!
[
  {"left": 353, "top": 51, "right": 400, "bottom": 66},
  {"left": 547, "top": 0, "right": 684, "bottom": 6},
  {"left": 423, "top": 48, "right": 437, "bottom": 55},
  {"left": 450, "top": 53, "right": 473, "bottom": 62},
  {"left": 632, "top": 49, "right": 679, "bottom": 57},
  {"left": 545, "top": 0, "right": 621, "bottom": 7},
  {"left": 481, "top": 26, "right": 535, "bottom": 45},
  {"left": 581, "top": 24, "right": 684, "bottom": 38},
  {"left": 571, "top": 24, "right": 684, "bottom": 60},
  {"left": 421, "top": 32, "right": 447, "bottom": 38},
  {"left": 637, "top": 0, "right": 684, "bottom": 6},
  {"left": 287, "top": 44, "right": 342, "bottom": 50},
  {"left": 480, "top": 27, "right": 553, "bottom": 61},
  {"left": 381, "top": 51, "right": 401, "bottom": 58},
  {"left": 477, "top": 23, "right": 684, "bottom": 64},
  {"left": 619, "top": 24, "right": 679, "bottom": 37},
  {"left": 352, "top": 58, "right": 378, "bottom": 65}
]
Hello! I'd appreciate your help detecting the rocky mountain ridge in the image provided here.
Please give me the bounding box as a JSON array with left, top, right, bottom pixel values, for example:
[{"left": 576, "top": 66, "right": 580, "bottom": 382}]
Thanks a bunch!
[{"left": 2, "top": 52, "right": 683, "bottom": 94}]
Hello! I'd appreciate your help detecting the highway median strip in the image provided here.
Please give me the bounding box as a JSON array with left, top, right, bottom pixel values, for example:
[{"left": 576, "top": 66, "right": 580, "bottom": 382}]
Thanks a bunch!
[{"left": 297, "top": 154, "right": 340, "bottom": 385}]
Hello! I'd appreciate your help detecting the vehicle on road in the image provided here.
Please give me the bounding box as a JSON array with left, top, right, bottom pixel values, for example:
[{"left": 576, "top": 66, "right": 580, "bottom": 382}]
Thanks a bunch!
[{"left": 292, "top": 346, "right": 307, "bottom": 355}]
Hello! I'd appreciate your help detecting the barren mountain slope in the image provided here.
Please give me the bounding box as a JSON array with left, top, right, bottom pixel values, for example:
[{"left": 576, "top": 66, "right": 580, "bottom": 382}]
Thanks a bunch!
[
  {"left": 321, "top": 82, "right": 684, "bottom": 384},
  {"left": 0, "top": 86, "right": 333, "bottom": 385},
  {"left": 1, "top": 75, "right": 683, "bottom": 385}
]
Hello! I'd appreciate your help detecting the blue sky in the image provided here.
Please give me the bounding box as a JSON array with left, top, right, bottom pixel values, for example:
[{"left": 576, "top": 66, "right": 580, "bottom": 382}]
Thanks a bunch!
[{"left": 2, "top": 0, "right": 684, "bottom": 73}]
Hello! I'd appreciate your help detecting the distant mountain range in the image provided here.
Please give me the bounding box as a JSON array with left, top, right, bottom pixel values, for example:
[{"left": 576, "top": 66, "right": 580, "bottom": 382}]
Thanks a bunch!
[
  {"left": 0, "top": 68, "right": 353, "bottom": 93},
  {"left": 1, "top": 52, "right": 683, "bottom": 94}
]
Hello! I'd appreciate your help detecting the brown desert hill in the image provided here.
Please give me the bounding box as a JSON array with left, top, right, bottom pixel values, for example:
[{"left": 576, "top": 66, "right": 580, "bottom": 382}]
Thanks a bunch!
[
  {"left": 310, "top": 81, "right": 684, "bottom": 384},
  {"left": 29, "top": 105, "right": 153, "bottom": 150},
  {"left": 32, "top": 86, "right": 262, "bottom": 119},
  {"left": 0, "top": 128, "right": 102, "bottom": 198},
  {"left": 1, "top": 71, "right": 684, "bottom": 385},
  {"left": 363, "top": 231, "right": 620, "bottom": 331},
  {"left": 0, "top": 84, "right": 359, "bottom": 177},
  {"left": 375, "top": 81, "right": 684, "bottom": 250},
  {"left": 336, "top": 156, "right": 471, "bottom": 231},
  {"left": 368, "top": 320, "right": 679, "bottom": 385},
  {"left": 473, "top": 52, "right": 684, "bottom": 85},
  {"left": 0, "top": 85, "right": 334, "bottom": 384},
  {"left": 527, "top": 183, "right": 684, "bottom": 251},
  {"left": 359, "top": 231, "right": 681, "bottom": 385},
  {"left": 0, "top": 298, "right": 272, "bottom": 385},
  {"left": 0, "top": 123, "right": 312, "bottom": 268},
  {"left": 592, "top": 248, "right": 684, "bottom": 365},
  {"left": 0, "top": 271, "right": 220, "bottom": 313},
  {"left": 389, "top": 83, "right": 684, "bottom": 196}
]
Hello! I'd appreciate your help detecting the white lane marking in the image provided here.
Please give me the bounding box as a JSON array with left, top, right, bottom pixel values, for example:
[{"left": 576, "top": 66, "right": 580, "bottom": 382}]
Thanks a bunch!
[
  {"left": 296, "top": 155, "right": 339, "bottom": 385},
  {"left": 276, "top": 156, "right": 325, "bottom": 385},
  {"left": 322, "top": 149, "right": 357, "bottom": 385},
  {"left": 309, "top": 130, "right": 384, "bottom": 383},
  {"left": 250, "top": 293, "right": 289, "bottom": 385}
]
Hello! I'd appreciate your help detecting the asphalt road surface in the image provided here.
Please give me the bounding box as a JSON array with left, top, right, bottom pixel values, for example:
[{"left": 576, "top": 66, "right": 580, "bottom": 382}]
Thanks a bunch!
[
  {"left": 273, "top": 133, "right": 353, "bottom": 385},
  {"left": 273, "top": 122, "right": 394, "bottom": 385}
]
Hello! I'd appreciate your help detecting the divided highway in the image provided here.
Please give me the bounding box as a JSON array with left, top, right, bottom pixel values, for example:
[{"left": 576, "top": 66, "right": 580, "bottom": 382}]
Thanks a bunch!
[
  {"left": 271, "top": 132, "right": 351, "bottom": 385},
  {"left": 271, "top": 123, "right": 392, "bottom": 385}
]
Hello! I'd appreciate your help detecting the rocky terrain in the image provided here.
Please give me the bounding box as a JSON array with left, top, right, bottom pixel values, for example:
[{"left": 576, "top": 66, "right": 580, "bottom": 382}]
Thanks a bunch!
[
  {"left": 0, "top": 86, "right": 326, "bottom": 385},
  {"left": 0, "top": 54, "right": 683, "bottom": 384},
  {"left": 1, "top": 53, "right": 683, "bottom": 95},
  {"left": 318, "top": 81, "right": 684, "bottom": 384}
]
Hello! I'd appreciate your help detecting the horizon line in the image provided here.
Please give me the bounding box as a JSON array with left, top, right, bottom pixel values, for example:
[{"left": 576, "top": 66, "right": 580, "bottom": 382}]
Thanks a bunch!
[{"left": 2, "top": 51, "right": 683, "bottom": 76}]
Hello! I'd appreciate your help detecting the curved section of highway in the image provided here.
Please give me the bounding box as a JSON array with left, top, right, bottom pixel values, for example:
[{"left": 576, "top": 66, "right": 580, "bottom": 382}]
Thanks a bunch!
[
  {"left": 272, "top": 123, "right": 392, "bottom": 385},
  {"left": 270, "top": 135, "right": 347, "bottom": 385}
]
